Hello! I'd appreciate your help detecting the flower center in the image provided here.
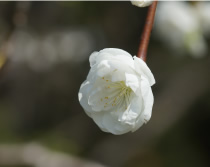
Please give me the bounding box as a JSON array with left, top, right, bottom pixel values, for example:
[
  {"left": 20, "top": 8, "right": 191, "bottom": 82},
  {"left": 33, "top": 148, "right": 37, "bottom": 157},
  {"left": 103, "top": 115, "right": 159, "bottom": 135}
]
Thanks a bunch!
[{"left": 101, "top": 78, "right": 133, "bottom": 111}]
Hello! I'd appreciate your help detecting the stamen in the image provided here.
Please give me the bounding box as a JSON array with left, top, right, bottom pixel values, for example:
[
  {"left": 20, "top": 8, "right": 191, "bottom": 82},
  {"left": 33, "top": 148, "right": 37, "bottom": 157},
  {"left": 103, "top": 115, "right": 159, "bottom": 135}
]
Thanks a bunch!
[{"left": 100, "top": 79, "right": 133, "bottom": 111}]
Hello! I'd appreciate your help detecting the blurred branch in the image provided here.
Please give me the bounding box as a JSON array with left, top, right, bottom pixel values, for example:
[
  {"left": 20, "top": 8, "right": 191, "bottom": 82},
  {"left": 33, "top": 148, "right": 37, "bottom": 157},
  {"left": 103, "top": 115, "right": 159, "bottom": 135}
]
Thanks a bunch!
[
  {"left": 13, "top": 1, "right": 31, "bottom": 28},
  {"left": 137, "top": 1, "right": 157, "bottom": 61},
  {"left": 0, "top": 143, "right": 106, "bottom": 167}
]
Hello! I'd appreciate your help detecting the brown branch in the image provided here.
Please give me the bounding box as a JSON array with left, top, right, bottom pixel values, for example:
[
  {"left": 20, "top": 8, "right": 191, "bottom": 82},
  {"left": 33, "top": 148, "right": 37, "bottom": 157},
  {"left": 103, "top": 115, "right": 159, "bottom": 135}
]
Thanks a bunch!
[{"left": 137, "top": 1, "right": 158, "bottom": 61}]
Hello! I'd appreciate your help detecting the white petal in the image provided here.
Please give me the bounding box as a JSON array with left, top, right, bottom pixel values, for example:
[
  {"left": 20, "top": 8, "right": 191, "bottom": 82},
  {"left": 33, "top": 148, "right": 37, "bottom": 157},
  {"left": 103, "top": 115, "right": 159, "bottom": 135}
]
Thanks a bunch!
[
  {"left": 111, "top": 70, "right": 125, "bottom": 82},
  {"left": 88, "top": 86, "right": 105, "bottom": 112},
  {"left": 131, "top": 76, "right": 154, "bottom": 132},
  {"left": 114, "top": 122, "right": 131, "bottom": 134},
  {"left": 125, "top": 73, "right": 139, "bottom": 93},
  {"left": 89, "top": 112, "right": 107, "bottom": 132},
  {"left": 87, "top": 64, "right": 98, "bottom": 83},
  {"left": 140, "top": 76, "right": 154, "bottom": 122},
  {"left": 131, "top": 117, "right": 145, "bottom": 132},
  {"left": 88, "top": 76, "right": 121, "bottom": 112},
  {"left": 96, "top": 48, "right": 134, "bottom": 68},
  {"left": 88, "top": 86, "right": 117, "bottom": 112},
  {"left": 89, "top": 51, "right": 98, "bottom": 67},
  {"left": 90, "top": 112, "right": 118, "bottom": 134},
  {"left": 134, "top": 56, "right": 155, "bottom": 86},
  {"left": 119, "top": 95, "right": 143, "bottom": 126},
  {"left": 97, "top": 59, "right": 134, "bottom": 80},
  {"left": 102, "top": 113, "right": 119, "bottom": 134},
  {"left": 78, "top": 80, "right": 93, "bottom": 113},
  {"left": 131, "top": 0, "right": 153, "bottom": 7},
  {"left": 91, "top": 111, "right": 133, "bottom": 135},
  {"left": 99, "top": 48, "right": 133, "bottom": 59},
  {"left": 96, "top": 60, "right": 112, "bottom": 77},
  {"left": 102, "top": 112, "right": 131, "bottom": 135},
  {"left": 118, "top": 109, "right": 138, "bottom": 126}
]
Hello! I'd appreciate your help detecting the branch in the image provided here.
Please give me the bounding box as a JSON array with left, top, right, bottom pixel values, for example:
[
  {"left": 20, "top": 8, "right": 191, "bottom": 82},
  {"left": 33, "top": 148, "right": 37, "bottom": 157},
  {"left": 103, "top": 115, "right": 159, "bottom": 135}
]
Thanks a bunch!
[{"left": 137, "top": 1, "right": 158, "bottom": 61}]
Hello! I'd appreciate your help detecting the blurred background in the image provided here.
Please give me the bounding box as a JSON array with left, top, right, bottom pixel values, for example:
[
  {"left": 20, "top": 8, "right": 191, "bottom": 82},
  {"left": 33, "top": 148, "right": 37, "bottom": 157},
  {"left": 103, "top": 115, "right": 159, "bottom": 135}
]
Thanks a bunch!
[{"left": 0, "top": 1, "right": 210, "bottom": 167}]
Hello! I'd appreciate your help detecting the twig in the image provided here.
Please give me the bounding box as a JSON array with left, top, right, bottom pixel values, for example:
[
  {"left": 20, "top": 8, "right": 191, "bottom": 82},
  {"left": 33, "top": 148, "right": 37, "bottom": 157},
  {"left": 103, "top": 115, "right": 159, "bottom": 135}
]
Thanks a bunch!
[{"left": 137, "top": 1, "right": 158, "bottom": 61}]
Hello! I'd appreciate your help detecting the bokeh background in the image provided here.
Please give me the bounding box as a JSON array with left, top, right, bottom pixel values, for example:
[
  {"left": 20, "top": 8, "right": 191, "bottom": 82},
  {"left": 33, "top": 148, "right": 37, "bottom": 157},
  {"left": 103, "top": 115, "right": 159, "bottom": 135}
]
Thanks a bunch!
[{"left": 0, "top": 1, "right": 210, "bottom": 167}]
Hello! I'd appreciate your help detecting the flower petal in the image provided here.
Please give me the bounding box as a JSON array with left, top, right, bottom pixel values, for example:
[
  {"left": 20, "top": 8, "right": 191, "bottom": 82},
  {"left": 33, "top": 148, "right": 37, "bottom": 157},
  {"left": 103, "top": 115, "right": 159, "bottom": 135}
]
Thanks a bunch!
[
  {"left": 78, "top": 80, "right": 93, "bottom": 113},
  {"left": 96, "top": 48, "right": 134, "bottom": 68},
  {"left": 140, "top": 76, "right": 154, "bottom": 122},
  {"left": 88, "top": 76, "right": 121, "bottom": 112},
  {"left": 134, "top": 56, "right": 155, "bottom": 86},
  {"left": 125, "top": 73, "right": 139, "bottom": 93},
  {"left": 131, "top": 0, "right": 153, "bottom": 7},
  {"left": 99, "top": 48, "right": 133, "bottom": 60},
  {"left": 131, "top": 76, "right": 154, "bottom": 132},
  {"left": 97, "top": 60, "right": 134, "bottom": 81},
  {"left": 89, "top": 51, "right": 98, "bottom": 67},
  {"left": 89, "top": 112, "right": 107, "bottom": 132},
  {"left": 102, "top": 112, "right": 131, "bottom": 135},
  {"left": 118, "top": 94, "right": 143, "bottom": 126}
]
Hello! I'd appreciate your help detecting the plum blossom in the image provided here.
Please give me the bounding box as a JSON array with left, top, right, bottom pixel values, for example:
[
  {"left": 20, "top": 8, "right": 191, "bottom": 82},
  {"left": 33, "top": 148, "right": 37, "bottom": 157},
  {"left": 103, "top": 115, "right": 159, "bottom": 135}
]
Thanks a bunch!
[
  {"left": 78, "top": 48, "right": 155, "bottom": 135},
  {"left": 195, "top": 2, "right": 210, "bottom": 37},
  {"left": 131, "top": 0, "right": 153, "bottom": 7},
  {"left": 154, "top": 2, "right": 207, "bottom": 58}
]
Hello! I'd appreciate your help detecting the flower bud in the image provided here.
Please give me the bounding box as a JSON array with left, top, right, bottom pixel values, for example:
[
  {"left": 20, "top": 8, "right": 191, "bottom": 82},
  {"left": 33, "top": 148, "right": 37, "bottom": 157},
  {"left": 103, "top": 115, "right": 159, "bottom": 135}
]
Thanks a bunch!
[{"left": 131, "top": 0, "right": 153, "bottom": 7}]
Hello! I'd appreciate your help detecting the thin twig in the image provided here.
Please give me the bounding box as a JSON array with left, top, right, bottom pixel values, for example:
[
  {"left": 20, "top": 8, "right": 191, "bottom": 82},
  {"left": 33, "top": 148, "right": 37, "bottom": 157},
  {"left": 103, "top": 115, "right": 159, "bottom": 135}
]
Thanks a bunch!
[{"left": 137, "top": 1, "right": 158, "bottom": 61}]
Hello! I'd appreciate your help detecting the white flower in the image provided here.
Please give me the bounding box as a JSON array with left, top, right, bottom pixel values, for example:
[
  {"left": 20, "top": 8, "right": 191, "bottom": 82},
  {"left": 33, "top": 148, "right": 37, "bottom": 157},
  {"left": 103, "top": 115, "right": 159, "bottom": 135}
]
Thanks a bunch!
[
  {"left": 195, "top": 2, "right": 210, "bottom": 37},
  {"left": 78, "top": 48, "right": 155, "bottom": 135},
  {"left": 131, "top": 0, "right": 153, "bottom": 7},
  {"left": 154, "top": 2, "right": 207, "bottom": 58}
]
